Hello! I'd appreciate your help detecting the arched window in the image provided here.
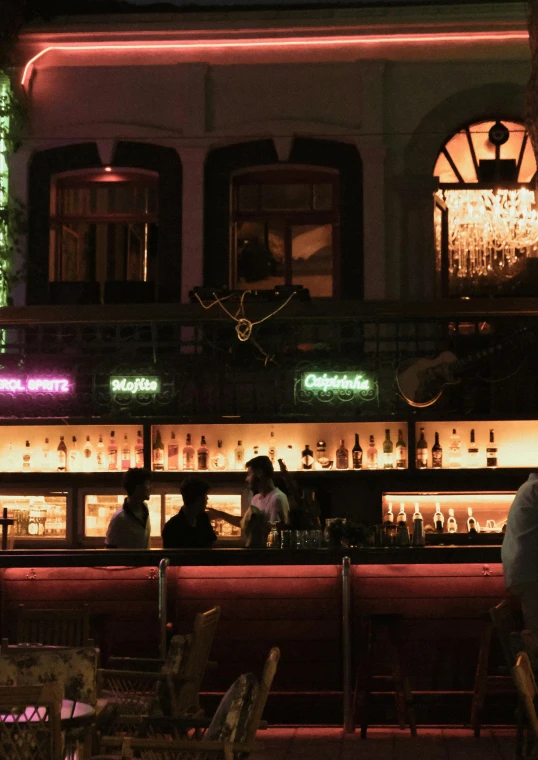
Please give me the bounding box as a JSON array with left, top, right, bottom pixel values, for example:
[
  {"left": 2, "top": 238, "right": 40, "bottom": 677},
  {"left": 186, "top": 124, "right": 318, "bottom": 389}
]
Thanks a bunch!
[
  {"left": 433, "top": 120, "right": 538, "bottom": 297},
  {"left": 231, "top": 166, "right": 340, "bottom": 298},
  {"left": 50, "top": 167, "right": 158, "bottom": 302}
]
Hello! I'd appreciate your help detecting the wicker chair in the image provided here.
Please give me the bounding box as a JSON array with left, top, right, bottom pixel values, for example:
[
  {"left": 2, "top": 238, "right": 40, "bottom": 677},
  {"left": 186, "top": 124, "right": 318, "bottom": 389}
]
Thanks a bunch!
[
  {"left": 98, "top": 606, "right": 220, "bottom": 722},
  {"left": 0, "top": 683, "right": 63, "bottom": 760},
  {"left": 512, "top": 651, "right": 538, "bottom": 757},
  {"left": 96, "top": 647, "right": 280, "bottom": 760}
]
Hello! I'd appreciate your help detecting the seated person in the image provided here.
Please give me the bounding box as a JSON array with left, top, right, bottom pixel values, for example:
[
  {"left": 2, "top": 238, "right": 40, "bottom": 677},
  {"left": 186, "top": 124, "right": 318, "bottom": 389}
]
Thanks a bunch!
[
  {"left": 162, "top": 476, "right": 217, "bottom": 549},
  {"left": 105, "top": 467, "right": 152, "bottom": 549}
]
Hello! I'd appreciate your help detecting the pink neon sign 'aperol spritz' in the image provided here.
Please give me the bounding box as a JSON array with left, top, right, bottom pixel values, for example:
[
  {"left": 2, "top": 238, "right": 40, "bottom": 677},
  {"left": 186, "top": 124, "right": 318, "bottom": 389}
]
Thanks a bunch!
[{"left": 0, "top": 376, "right": 71, "bottom": 393}]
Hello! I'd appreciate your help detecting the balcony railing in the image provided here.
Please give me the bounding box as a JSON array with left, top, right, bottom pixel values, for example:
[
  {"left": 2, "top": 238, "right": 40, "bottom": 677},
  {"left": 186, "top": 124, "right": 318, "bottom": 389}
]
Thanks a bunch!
[{"left": 0, "top": 299, "right": 536, "bottom": 420}]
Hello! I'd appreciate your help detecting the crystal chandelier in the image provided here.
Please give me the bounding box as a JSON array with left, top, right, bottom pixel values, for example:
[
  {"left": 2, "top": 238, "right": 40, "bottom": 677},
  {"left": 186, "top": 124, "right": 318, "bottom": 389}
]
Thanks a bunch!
[{"left": 439, "top": 188, "right": 538, "bottom": 279}]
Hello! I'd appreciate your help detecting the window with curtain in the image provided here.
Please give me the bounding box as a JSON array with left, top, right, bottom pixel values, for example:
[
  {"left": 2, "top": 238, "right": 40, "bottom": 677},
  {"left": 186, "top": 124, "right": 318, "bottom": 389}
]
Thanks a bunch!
[
  {"left": 433, "top": 120, "right": 538, "bottom": 297},
  {"left": 232, "top": 167, "right": 340, "bottom": 298}
]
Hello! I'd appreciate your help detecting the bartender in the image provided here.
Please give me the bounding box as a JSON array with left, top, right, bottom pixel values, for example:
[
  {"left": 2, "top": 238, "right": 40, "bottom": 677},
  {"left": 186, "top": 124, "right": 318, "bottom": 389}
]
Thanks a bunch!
[{"left": 208, "top": 455, "right": 290, "bottom": 539}]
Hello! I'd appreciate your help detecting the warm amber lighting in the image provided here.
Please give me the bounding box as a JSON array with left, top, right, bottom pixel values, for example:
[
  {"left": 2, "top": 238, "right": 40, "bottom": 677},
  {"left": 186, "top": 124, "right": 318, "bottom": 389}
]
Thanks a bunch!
[{"left": 104, "top": 166, "right": 112, "bottom": 172}]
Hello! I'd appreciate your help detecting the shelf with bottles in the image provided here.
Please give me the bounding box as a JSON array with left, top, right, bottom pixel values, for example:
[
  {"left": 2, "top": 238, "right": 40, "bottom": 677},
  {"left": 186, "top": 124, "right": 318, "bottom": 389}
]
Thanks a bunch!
[
  {"left": 150, "top": 423, "right": 409, "bottom": 473},
  {"left": 0, "top": 490, "right": 69, "bottom": 543},
  {"left": 413, "top": 421, "right": 538, "bottom": 470},
  {"left": 0, "top": 425, "right": 144, "bottom": 474},
  {"left": 81, "top": 486, "right": 247, "bottom": 544},
  {"left": 382, "top": 492, "right": 513, "bottom": 539}
]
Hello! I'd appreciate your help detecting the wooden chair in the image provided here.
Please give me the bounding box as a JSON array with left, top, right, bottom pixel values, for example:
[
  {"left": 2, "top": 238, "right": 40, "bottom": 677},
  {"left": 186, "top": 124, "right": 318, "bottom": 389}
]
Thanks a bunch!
[
  {"left": 97, "top": 647, "right": 280, "bottom": 760},
  {"left": 471, "top": 599, "right": 523, "bottom": 738},
  {"left": 98, "top": 606, "right": 220, "bottom": 721},
  {"left": 0, "top": 683, "right": 63, "bottom": 760},
  {"left": 512, "top": 652, "right": 538, "bottom": 757},
  {"left": 16, "top": 604, "right": 94, "bottom": 647}
]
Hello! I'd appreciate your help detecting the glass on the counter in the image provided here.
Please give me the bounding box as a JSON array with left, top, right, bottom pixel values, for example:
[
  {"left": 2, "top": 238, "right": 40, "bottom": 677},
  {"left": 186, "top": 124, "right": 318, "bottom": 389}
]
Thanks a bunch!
[
  {"left": 84, "top": 493, "right": 161, "bottom": 538},
  {"left": 0, "top": 493, "right": 68, "bottom": 540}
]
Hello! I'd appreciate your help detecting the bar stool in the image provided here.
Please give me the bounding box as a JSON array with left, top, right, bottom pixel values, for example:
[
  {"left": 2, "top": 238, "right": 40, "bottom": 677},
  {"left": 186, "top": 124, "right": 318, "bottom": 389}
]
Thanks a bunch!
[{"left": 351, "top": 613, "right": 417, "bottom": 738}]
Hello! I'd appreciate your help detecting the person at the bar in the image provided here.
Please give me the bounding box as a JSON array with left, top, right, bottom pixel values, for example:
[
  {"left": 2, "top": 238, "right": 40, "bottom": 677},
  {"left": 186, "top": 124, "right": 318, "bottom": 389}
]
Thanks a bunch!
[
  {"left": 105, "top": 467, "right": 152, "bottom": 549},
  {"left": 502, "top": 472, "right": 538, "bottom": 631},
  {"left": 208, "top": 456, "right": 290, "bottom": 545},
  {"left": 162, "top": 476, "right": 217, "bottom": 549}
]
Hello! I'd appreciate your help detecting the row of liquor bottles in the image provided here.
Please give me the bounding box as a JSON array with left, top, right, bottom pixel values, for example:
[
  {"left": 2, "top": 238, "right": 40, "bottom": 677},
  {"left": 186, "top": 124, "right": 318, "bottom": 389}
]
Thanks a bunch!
[
  {"left": 416, "top": 428, "right": 498, "bottom": 469},
  {"left": 151, "top": 429, "right": 408, "bottom": 471},
  {"left": 383, "top": 501, "right": 495, "bottom": 534},
  {"left": 0, "top": 432, "right": 144, "bottom": 472}
]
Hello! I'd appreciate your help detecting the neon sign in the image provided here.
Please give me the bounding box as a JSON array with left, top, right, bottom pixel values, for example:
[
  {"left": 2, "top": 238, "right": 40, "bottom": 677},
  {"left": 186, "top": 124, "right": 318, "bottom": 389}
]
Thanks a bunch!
[
  {"left": 110, "top": 376, "right": 161, "bottom": 394},
  {"left": 0, "top": 376, "right": 71, "bottom": 393},
  {"left": 302, "top": 372, "right": 371, "bottom": 393}
]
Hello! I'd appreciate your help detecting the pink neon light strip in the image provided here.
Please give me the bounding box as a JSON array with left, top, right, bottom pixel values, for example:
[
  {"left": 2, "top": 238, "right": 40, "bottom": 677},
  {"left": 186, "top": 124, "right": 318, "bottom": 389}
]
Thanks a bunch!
[
  {"left": 21, "top": 31, "right": 528, "bottom": 86},
  {"left": 0, "top": 377, "right": 71, "bottom": 393}
]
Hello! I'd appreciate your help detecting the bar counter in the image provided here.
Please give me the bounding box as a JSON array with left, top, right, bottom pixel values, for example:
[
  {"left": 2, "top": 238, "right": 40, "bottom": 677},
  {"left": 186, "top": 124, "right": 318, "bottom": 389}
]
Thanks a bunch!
[{"left": 0, "top": 545, "right": 508, "bottom": 725}]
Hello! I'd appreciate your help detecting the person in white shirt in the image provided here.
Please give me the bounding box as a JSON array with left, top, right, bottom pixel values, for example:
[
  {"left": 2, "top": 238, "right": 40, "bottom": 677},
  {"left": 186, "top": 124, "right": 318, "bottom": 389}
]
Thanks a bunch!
[
  {"left": 502, "top": 472, "right": 538, "bottom": 629},
  {"left": 207, "top": 455, "right": 290, "bottom": 541},
  {"left": 105, "top": 467, "right": 152, "bottom": 549}
]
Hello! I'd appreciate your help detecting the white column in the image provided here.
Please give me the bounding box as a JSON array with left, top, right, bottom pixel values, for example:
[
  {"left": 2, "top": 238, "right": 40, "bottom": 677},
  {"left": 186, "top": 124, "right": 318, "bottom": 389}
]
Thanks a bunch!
[{"left": 180, "top": 146, "right": 207, "bottom": 303}]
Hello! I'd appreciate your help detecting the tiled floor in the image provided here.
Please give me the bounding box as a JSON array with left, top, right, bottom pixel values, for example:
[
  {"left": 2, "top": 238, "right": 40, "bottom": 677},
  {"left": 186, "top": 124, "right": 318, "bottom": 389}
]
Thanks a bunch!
[{"left": 250, "top": 728, "right": 518, "bottom": 760}]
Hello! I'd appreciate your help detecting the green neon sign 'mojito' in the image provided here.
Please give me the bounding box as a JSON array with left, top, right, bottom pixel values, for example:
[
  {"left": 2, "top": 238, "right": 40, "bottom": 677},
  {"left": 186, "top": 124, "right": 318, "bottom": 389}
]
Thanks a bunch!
[
  {"left": 110, "top": 376, "right": 161, "bottom": 394},
  {"left": 301, "top": 372, "right": 371, "bottom": 393}
]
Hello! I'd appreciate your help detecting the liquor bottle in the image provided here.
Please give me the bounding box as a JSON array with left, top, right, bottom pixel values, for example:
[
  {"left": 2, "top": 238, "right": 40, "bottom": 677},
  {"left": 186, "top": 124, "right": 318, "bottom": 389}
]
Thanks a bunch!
[
  {"left": 167, "top": 432, "right": 179, "bottom": 471},
  {"left": 252, "top": 445, "right": 259, "bottom": 458},
  {"left": 316, "top": 440, "right": 332, "bottom": 470},
  {"left": 383, "top": 429, "right": 394, "bottom": 469},
  {"left": 397, "top": 502, "right": 407, "bottom": 526},
  {"left": 467, "top": 429, "right": 479, "bottom": 468},
  {"left": 183, "top": 434, "right": 195, "bottom": 471},
  {"left": 447, "top": 508, "right": 457, "bottom": 533},
  {"left": 41, "top": 438, "right": 51, "bottom": 472},
  {"left": 412, "top": 503, "right": 425, "bottom": 546},
  {"left": 82, "top": 436, "right": 93, "bottom": 472},
  {"left": 268, "top": 431, "right": 276, "bottom": 464},
  {"left": 5, "top": 442, "right": 15, "bottom": 471},
  {"left": 57, "top": 435, "right": 67, "bottom": 472},
  {"left": 486, "top": 429, "right": 498, "bottom": 468},
  {"left": 234, "top": 440, "right": 244, "bottom": 471},
  {"left": 416, "top": 428, "right": 428, "bottom": 469},
  {"left": 352, "top": 434, "right": 363, "bottom": 470},
  {"left": 413, "top": 502, "right": 423, "bottom": 522},
  {"left": 96, "top": 434, "right": 107, "bottom": 472},
  {"left": 301, "top": 444, "right": 314, "bottom": 470},
  {"left": 395, "top": 430, "right": 407, "bottom": 469},
  {"left": 432, "top": 432, "right": 443, "bottom": 469},
  {"left": 121, "top": 435, "right": 131, "bottom": 471},
  {"left": 108, "top": 431, "right": 118, "bottom": 471},
  {"left": 135, "top": 430, "right": 144, "bottom": 467},
  {"left": 69, "top": 436, "right": 80, "bottom": 472},
  {"left": 336, "top": 439, "right": 349, "bottom": 470},
  {"left": 383, "top": 502, "right": 394, "bottom": 524},
  {"left": 366, "top": 435, "right": 378, "bottom": 470},
  {"left": 434, "top": 502, "right": 444, "bottom": 532},
  {"left": 467, "top": 507, "right": 478, "bottom": 535},
  {"left": 448, "top": 429, "right": 461, "bottom": 469},
  {"left": 285, "top": 444, "right": 300, "bottom": 470},
  {"left": 153, "top": 430, "right": 164, "bottom": 471},
  {"left": 197, "top": 436, "right": 209, "bottom": 471},
  {"left": 211, "top": 440, "right": 228, "bottom": 471},
  {"left": 22, "top": 440, "right": 31, "bottom": 472}
]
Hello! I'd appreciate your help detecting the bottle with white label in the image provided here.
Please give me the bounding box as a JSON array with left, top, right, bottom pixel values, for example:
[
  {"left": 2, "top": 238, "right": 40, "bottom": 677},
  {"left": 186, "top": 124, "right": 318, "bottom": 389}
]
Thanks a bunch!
[
  {"left": 302, "top": 444, "right": 314, "bottom": 470},
  {"left": 366, "top": 435, "right": 378, "bottom": 470},
  {"left": 167, "top": 432, "right": 179, "bottom": 471},
  {"left": 467, "top": 429, "right": 479, "bottom": 468},
  {"left": 135, "top": 430, "right": 144, "bottom": 467},
  {"left": 397, "top": 503, "right": 407, "bottom": 527},
  {"left": 197, "top": 436, "right": 209, "bottom": 471},
  {"left": 467, "top": 507, "right": 478, "bottom": 534},
  {"left": 432, "top": 432, "right": 442, "bottom": 469},
  {"left": 486, "top": 429, "right": 498, "bottom": 468},
  {"left": 22, "top": 441, "right": 31, "bottom": 472},
  {"left": 69, "top": 436, "right": 80, "bottom": 472},
  {"left": 383, "top": 430, "right": 394, "bottom": 469},
  {"left": 108, "top": 431, "right": 118, "bottom": 471},
  {"left": 416, "top": 428, "right": 428, "bottom": 469},
  {"left": 434, "top": 502, "right": 444, "bottom": 532},
  {"left": 383, "top": 502, "right": 394, "bottom": 525},
  {"left": 183, "top": 434, "right": 195, "bottom": 471},
  {"left": 121, "top": 436, "right": 132, "bottom": 470},
  {"left": 41, "top": 438, "right": 52, "bottom": 472},
  {"left": 96, "top": 435, "right": 107, "bottom": 472},
  {"left": 448, "top": 429, "right": 461, "bottom": 468},
  {"left": 234, "top": 440, "right": 245, "bottom": 471},
  {"left": 82, "top": 436, "right": 93, "bottom": 472},
  {"left": 336, "top": 439, "right": 349, "bottom": 470},
  {"left": 211, "top": 440, "right": 228, "bottom": 471},
  {"left": 447, "top": 508, "right": 457, "bottom": 533},
  {"left": 395, "top": 430, "right": 407, "bottom": 469},
  {"left": 152, "top": 431, "right": 164, "bottom": 471}
]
